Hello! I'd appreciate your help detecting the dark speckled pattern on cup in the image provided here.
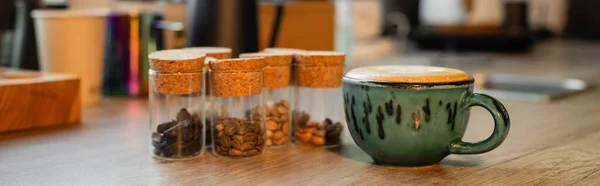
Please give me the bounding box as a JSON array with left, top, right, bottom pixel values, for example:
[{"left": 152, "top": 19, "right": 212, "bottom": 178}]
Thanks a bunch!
[{"left": 343, "top": 77, "right": 510, "bottom": 167}]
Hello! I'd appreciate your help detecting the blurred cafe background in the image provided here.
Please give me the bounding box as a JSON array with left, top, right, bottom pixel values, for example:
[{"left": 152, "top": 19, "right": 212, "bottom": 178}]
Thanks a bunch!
[{"left": 0, "top": 0, "right": 595, "bottom": 109}]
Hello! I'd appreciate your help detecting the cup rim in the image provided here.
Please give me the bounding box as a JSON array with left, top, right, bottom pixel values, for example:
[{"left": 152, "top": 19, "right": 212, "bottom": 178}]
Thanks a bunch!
[
  {"left": 31, "top": 9, "right": 110, "bottom": 19},
  {"left": 342, "top": 76, "right": 474, "bottom": 89}
]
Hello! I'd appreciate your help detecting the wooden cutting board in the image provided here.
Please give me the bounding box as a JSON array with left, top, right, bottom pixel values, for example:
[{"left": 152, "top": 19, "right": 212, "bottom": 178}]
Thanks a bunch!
[{"left": 0, "top": 68, "right": 81, "bottom": 133}]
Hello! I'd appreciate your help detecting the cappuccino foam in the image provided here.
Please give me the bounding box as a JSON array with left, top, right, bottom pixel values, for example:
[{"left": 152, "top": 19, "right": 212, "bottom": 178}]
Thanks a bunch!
[{"left": 345, "top": 65, "right": 471, "bottom": 83}]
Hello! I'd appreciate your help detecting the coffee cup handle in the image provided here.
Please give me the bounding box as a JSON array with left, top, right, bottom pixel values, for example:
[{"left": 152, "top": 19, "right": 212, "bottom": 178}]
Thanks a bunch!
[{"left": 449, "top": 93, "right": 510, "bottom": 154}]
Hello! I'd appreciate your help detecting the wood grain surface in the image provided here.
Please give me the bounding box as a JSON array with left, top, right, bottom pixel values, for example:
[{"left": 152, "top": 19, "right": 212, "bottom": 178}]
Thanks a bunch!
[{"left": 1, "top": 41, "right": 599, "bottom": 185}]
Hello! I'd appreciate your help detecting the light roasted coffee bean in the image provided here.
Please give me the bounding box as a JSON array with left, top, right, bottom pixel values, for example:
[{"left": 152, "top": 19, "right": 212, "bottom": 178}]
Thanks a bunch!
[
  {"left": 253, "top": 100, "right": 291, "bottom": 147},
  {"left": 311, "top": 136, "right": 325, "bottom": 145},
  {"left": 267, "top": 121, "right": 278, "bottom": 131},
  {"left": 273, "top": 137, "right": 287, "bottom": 145},
  {"left": 272, "top": 130, "right": 284, "bottom": 140},
  {"left": 282, "top": 122, "right": 290, "bottom": 134},
  {"left": 313, "top": 129, "right": 326, "bottom": 137},
  {"left": 277, "top": 106, "right": 288, "bottom": 115}
]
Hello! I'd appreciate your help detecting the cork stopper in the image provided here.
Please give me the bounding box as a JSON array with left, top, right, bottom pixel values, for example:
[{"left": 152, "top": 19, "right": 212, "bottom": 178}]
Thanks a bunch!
[
  {"left": 294, "top": 51, "right": 345, "bottom": 88},
  {"left": 149, "top": 50, "right": 205, "bottom": 95},
  {"left": 263, "top": 48, "right": 306, "bottom": 54},
  {"left": 240, "top": 53, "right": 293, "bottom": 89},
  {"left": 181, "top": 47, "right": 232, "bottom": 60},
  {"left": 209, "top": 58, "right": 267, "bottom": 97},
  {"left": 149, "top": 49, "right": 205, "bottom": 73},
  {"left": 203, "top": 57, "right": 218, "bottom": 71},
  {"left": 210, "top": 57, "right": 266, "bottom": 72}
]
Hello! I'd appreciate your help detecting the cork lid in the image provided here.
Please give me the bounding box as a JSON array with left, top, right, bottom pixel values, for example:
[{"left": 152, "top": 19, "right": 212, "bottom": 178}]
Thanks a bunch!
[
  {"left": 294, "top": 51, "right": 345, "bottom": 66},
  {"left": 345, "top": 65, "right": 472, "bottom": 83},
  {"left": 263, "top": 48, "right": 306, "bottom": 54},
  {"left": 149, "top": 49, "right": 205, "bottom": 72},
  {"left": 204, "top": 57, "right": 217, "bottom": 65},
  {"left": 209, "top": 57, "right": 267, "bottom": 72},
  {"left": 181, "top": 47, "right": 232, "bottom": 60},
  {"left": 239, "top": 53, "right": 293, "bottom": 66}
]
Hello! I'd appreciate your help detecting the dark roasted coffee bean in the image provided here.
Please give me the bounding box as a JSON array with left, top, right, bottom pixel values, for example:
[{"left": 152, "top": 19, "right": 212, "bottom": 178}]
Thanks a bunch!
[
  {"left": 157, "top": 121, "right": 176, "bottom": 133},
  {"left": 152, "top": 132, "right": 163, "bottom": 142},
  {"left": 293, "top": 112, "right": 309, "bottom": 127},
  {"left": 152, "top": 141, "right": 165, "bottom": 149},
  {"left": 153, "top": 109, "right": 206, "bottom": 159},
  {"left": 183, "top": 141, "right": 201, "bottom": 155},
  {"left": 194, "top": 119, "right": 203, "bottom": 140},
  {"left": 324, "top": 118, "right": 333, "bottom": 126},
  {"left": 325, "top": 137, "right": 341, "bottom": 146},
  {"left": 182, "top": 128, "right": 195, "bottom": 142},
  {"left": 163, "top": 123, "right": 181, "bottom": 138},
  {"left": 177, "top": 108, "right": 193, "bottom": 122},
  {"left": 325, "top": 123, "right": 336, "bottom": 133},
  {"left": 153, "top": 148, "right": 163, "bottom": 156},
  {"left": 327, "top": 123, "right": 343, "bottom": 137},
  {"left": 163, "top": 140, "right": 187, "bottom": 156},
  {"left": 163, "top": 120, "right": 193, "bottom": 139}
]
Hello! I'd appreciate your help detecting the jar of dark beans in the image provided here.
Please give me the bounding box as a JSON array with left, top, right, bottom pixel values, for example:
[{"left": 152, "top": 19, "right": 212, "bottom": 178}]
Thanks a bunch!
[
  {"left": 148, "top": 49, "right": 206, "bottom": 160},
  {"left": 209, "top": 58, "right": 267, "bottom": 158},
  {"left": 240, "top": 52, "right": 293, "bottom": 147},
  {"left": 292, "top": 51, "right": 346, "bottom": 148}
]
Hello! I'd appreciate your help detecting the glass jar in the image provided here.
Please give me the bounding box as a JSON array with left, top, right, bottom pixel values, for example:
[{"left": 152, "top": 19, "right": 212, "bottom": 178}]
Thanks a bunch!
[
  {"left": 182, "top": 47, "right": 232, "bottom": 148},
  {"left": 240, "top": 53, "right": 294, "bottom": 147},
  {"left": 210, "top": 58, "right": 267, "bottom": 158},
  {"left": 292, "top": 51, "right": 346, "bottom": 148},
  {"left": 148, "top": 50, "right": 206, "bottom": 160}
]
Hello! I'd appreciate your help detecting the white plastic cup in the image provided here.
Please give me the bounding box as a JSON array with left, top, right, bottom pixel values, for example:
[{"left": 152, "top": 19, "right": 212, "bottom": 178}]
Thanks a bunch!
[{"left": 32, "top": 9, "right": 108, "bottom": 106}]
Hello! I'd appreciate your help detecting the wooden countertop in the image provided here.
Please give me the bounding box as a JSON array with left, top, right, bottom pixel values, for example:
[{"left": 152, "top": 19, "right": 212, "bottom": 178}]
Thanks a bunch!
[{"left": 1, "top": 41, "right": 600, "bottom": 185}]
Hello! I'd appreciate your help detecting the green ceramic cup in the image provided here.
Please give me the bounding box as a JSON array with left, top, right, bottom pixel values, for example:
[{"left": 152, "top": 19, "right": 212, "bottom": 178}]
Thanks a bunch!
[{"left": 342, "top": 66, "right": 510, "bottom": 166}]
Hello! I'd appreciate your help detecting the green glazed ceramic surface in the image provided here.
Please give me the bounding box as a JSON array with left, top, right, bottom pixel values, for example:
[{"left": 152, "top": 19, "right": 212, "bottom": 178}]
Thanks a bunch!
[{"left": 342, "top": 78, "right": 510, "bottom": 166}]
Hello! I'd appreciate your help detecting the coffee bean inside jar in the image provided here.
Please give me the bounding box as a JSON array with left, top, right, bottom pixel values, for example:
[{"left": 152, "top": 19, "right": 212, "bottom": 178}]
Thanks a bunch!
[
  {"left": 291, "top": 51, "right": 346, "bottom": 148},
  {"left": 209, "top": 57, "right": 268, "bottom": 158},
  {"left": 250, "top": 100, "right": 291, "bottom": 147},
  {"left": 148, "top": 49, "right": 206, "bottom": 160},
  {"left": 293, "top": 111, "right": 344, "bottom": 146},
  {"left": 152, "top": 109, "right": 204, "bottom": 158},
  {"left": 240, "top": 52, "right": 294, "bottom": 147},
  {"left": 213, "top": 118, "right": 265, "bottom": 157}
]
